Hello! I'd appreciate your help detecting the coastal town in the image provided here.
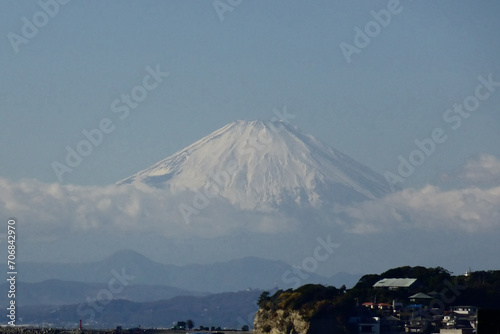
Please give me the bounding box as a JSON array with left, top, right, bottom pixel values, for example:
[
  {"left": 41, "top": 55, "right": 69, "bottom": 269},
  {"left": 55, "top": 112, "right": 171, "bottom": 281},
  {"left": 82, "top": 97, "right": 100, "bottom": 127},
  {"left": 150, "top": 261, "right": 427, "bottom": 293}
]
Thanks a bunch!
[
  {"left": 349, "top": 276, "right": 481, "bottom": 333},
  {"left": 253, "top": 267, "right": 500, "bottom": 334}
]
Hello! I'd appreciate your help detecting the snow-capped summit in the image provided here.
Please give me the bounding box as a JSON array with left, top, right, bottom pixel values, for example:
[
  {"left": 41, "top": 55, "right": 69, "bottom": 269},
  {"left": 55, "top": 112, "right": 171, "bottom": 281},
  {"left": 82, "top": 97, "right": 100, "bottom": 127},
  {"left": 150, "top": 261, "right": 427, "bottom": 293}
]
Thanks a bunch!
[{"left": 118, "top": 120, "right": 390, "bottom": 210}]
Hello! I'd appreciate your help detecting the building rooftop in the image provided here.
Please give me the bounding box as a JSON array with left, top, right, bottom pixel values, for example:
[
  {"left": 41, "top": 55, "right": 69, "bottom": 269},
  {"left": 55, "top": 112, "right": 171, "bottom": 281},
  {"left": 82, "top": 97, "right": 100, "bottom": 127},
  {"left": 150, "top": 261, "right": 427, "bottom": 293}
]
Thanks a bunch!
[
  {"left": 409, "top": 292, "right": 433, "bottom": 299},
  {"left": 373, "top": 278, "right": 417, "bottom": 288}
]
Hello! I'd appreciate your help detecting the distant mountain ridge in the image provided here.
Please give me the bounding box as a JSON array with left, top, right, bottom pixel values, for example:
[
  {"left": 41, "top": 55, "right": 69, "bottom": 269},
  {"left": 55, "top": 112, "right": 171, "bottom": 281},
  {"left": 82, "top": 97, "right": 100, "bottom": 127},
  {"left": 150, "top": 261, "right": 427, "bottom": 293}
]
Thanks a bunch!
[
  {"left": 17, "top": 250, "right": 361, "bottom": 293},
  {"left": 3, "top": 279, "right": 206, "bottom": 306}
]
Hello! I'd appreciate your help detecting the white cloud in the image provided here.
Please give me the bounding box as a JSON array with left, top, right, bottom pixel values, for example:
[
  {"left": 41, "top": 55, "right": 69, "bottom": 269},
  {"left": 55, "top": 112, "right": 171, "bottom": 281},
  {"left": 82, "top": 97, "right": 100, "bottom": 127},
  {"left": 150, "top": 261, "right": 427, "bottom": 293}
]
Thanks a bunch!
[
  {"left": 0, "top": 177, "right": 297, "bottom": 241},
  {"left": 461, "top": 154, "right": 500, "bottom": 183},
  {"left": 335, "top": 184, "right": 500, "bottom": 234},
  {"left": 0, "top": 178, "right": 185, "bottom": 239},
  {"left": 334, "top": 155, "right": 500, "bottom": 234}
]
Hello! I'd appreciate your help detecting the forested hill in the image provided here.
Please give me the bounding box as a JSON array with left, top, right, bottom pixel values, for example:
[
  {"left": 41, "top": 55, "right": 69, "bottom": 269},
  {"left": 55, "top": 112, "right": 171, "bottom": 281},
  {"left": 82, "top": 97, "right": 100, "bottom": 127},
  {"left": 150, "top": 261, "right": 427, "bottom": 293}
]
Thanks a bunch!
[{"left": 254, "top": 266, "right": 500, "bottom": 334}]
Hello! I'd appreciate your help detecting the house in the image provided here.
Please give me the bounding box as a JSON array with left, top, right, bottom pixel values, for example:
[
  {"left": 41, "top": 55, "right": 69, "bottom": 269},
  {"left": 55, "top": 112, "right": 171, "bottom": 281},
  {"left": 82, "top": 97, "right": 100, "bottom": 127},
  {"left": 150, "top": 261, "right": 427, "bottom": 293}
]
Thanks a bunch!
[
  {"left": 373, "top": 278, "right": 418, "bottom": 290},
  {"left": 441, "top": 309, "right": 476, "bottom": 332},
  {"left": 442, "top": 314, "right": 453, "bottom": 327},
  {"left": 451, "top": 306, "right": 477, "bottom": 316},
  {"left": 377, "top": 303, "right": 393, "bottom": 316},
  {"left": 362, "top": 302, "right": 376, "bottom": 309},
  {"left": 400, "top": 304, "right": 422, "bottom": 321},
  {"left": 404, "top": 304, "right": 423, "bottom": 315},
  {"left": 405, "top": 316, "right": 429, "bottom": 333},
  {"left": 377, "top": 303, "right": 392, "bottom": 310},
  {"left": 408, "top": 292, "right": 433, "bottom": 304},
  {"left": 361, "top": 302, "right": 393, "bottom": 317}
]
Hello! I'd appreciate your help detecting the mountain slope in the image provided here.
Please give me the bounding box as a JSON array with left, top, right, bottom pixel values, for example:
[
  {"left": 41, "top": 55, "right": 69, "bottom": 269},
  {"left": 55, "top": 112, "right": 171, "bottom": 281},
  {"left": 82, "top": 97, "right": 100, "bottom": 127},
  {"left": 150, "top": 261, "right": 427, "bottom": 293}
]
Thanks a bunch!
[
  {"left": 3, "top": 280, "right": 206, "bottom": 306},
  {"left": 17, "top": 250, "right": 332, "bottom": 293},
  {"left": 118, "top": 120, "right": 390, "bottom": 210},
  {"left": 17, "top": 290, "right": 262, "bottom": 329}
]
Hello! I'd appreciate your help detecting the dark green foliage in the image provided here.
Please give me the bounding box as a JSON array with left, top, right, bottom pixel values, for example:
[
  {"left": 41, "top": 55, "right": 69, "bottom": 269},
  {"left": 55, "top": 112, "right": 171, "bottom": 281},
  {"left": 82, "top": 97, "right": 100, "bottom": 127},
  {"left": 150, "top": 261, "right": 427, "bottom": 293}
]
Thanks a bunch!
[
  {"left": 382, "top": 266, "right": 451, "bottom": 289},
  {"left": 354, "top": 266, "right": 451, "bottom": 290},
  {"left": 350, "top": 266, "right": 454, "bottom": 304},
  {"left": 353, "top": 274, "right": 380, "bottom": 290},
  {"left": 257, "top": 291, "right": 271, "bottom": 305},
  {"left": 291, "top": 284, "right": 342, "bottom": 310},
  {"left": 453, "top": 270, "right": 500, "bottom": 309},
  {"left": 466, "top": 270, "right": 500, "bottom": 287}
]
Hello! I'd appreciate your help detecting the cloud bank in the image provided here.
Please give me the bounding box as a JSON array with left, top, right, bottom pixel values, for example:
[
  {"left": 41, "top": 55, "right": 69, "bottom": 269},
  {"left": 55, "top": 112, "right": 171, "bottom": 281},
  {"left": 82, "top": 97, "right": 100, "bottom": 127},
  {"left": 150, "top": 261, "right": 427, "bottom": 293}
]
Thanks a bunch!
[
  {"left": 0, "top": 177, "right": 299, "bottom": 241},
  {"left": 335, "top": 184, "right": 500, "bottom": 234},
  {"left": 1, "top": 155, "right": 499, "bottom": 241},
  {"left": 335, "top": 154, "right": 500, "bottom": 234},
  {"left": 461, "top": 153, "right": 500, "bottom": 184}
]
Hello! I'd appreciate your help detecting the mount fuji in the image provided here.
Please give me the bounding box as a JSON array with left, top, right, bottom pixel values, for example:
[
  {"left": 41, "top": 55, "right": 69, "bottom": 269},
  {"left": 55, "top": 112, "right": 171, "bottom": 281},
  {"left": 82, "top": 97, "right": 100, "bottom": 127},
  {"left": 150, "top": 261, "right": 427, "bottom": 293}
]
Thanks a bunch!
[{"left": 118, "top": 120, "right": 391, "bottom": 211}]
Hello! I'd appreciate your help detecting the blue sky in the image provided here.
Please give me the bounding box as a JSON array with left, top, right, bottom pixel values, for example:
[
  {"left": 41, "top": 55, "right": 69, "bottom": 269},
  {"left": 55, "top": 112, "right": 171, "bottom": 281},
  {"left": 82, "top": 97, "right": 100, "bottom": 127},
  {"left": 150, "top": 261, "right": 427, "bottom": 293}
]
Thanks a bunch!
[
  {"left": 1, "top": 1, "right": 500, "bottom": 274},
  {"left": 1, "top": 0, "right": 499, "bottom": 187}
]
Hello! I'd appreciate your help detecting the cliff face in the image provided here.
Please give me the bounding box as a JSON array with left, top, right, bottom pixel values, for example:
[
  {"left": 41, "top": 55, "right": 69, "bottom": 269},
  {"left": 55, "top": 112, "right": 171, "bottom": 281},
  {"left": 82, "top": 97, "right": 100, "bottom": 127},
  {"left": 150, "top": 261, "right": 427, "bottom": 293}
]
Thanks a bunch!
[
  {"left": 253, "top": 308, "right": 340, "bottom": 334},
  {"left": 253, "top": 308, "right": 310, "bottom": 334},
  {"left": 253, "top": 285, "right": 347, "bottom": 334}
]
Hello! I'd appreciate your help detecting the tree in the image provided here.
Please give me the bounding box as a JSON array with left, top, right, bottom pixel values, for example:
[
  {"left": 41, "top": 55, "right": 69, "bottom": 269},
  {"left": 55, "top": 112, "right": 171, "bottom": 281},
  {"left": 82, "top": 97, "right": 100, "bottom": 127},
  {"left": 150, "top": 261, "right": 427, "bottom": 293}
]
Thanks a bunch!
[
  {"left": 186, "top": 319, "right": 194, "bottom": 330},
  {"left": 241, "top": 325, "right": 250, "bottom": 331},
  {"left": 258, "top": 291, "right": 270, "bottom": 304}
]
